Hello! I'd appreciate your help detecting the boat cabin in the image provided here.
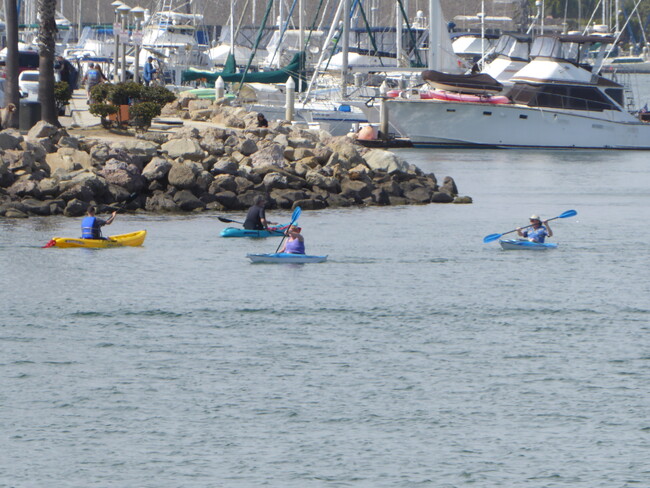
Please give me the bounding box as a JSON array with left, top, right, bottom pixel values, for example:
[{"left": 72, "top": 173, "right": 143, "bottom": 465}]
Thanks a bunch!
[{"left": 508, "top": 35, "right": 625, "bottom": 112}]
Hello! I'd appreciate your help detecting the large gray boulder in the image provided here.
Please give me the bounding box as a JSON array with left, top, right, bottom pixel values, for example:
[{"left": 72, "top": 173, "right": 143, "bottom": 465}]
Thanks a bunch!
[
  {"left": 263, "top": 172, "right": 288, "bottom": 190},
  {"left": 45, "top": 147, "right": 93, "bottom": 175},
  {"left": 146, "top": 192, "right": 179, "bottom": 212},
  {"left": 64, "top": 198, "right": 88, "bottom": 217},
  {"left": 142, "top": 157, "right": 173, "bottom": 181},
  {"left": 212, "top": 190, "right": 240, "bottom": 209},
  {"left": 0, "top": 160, "right": 16, "bottom": 187},
  {"left": 0, "top": 129, "right": 23, "bottom": 150},
  {"left": 26, "top": 121, "right": 59, "bottom": 140},
  {"left": 250, "top": 144, "right": 286, "bottom": 168},
  {"left": 161, "top": 138, "right": 205, "bottom": 161},
  {"left": 209, "top": 174, "right": 238, "bottom": 193},
  {"left": 363, "top": 149, "right": 410, "bottom": 174},
  {"left": 340, "top": 178, "right": 375, "bottom": 202},
  {"left": 440, "top": 176, "right": 457, "bottom": 195},
  {"left": 305, "top": 171, "right": 340, "bottom": 193},
  {"left": 327, "top": 138, "right": 365, "bottom": 169},
  {"left": 238, "top": 138, "right": 259, "bottom": 156},
  {"left": 173, "top": 189, "right": 205, "bottom": 211},
  {"left": 7, "top": 179, "right": 42, "bottom": 199},
  {"left": 211, "top": 157, "right": 238, "bottom": 175},
  {"left": 112, "top": 140, "right": 159, "bottom": 166},
  {"left": 99, "top": 159, "right": 145, "bottom": 193},
  {"left": 168, "top": 161, "right": 202, "bottom": 190}
]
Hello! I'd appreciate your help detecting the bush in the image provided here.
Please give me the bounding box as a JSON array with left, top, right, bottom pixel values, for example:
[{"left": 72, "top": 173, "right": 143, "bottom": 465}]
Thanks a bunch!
[
  {"left": 141, "top": 85, "right": 176, "bottom": 105},
  {"left": 54, "top": 81, "right": 73, "bottom": 106},
  {"left": 89, "top": 103, "right": 119, "bottom": 128},
  {"left": 129, "top": 101, "right": 162, "bottom": 130},
  {"left": 112, "top": 81, "right": 143, "bottom": 104},
  {"left": 90, "top": 83, "right": 112, "bottom": 103}
]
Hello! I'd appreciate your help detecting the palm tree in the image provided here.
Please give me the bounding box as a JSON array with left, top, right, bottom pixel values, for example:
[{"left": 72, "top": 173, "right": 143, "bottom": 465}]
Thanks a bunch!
[
  {"left": 37, "top": 0, "right": 59, "bottom": 125},
  {"left": 3, "top": 0, "right": 20, "bottom": 128}
]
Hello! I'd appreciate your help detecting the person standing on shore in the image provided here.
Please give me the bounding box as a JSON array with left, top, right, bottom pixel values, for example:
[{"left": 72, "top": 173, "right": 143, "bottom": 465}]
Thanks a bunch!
[{"left": 143, "top": 57, "right": 157, "bottom": 86}]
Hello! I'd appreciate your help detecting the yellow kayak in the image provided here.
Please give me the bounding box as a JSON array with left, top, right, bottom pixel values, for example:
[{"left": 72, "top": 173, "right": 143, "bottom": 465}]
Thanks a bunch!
[{"left": 45, "top": 230, "right": 147, "bottom": 248}]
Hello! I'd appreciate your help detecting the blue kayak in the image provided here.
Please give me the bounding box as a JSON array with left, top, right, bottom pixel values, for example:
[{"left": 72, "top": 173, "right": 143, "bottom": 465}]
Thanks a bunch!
[
  {"left": 220, "top": 224, "right": 288, "bottom": 238},
  {"left": 247, "top": 253, "right": 328, "bottom": 264},
  {"left": 499, "top": 239, "right": 558, "bottom": 250}
]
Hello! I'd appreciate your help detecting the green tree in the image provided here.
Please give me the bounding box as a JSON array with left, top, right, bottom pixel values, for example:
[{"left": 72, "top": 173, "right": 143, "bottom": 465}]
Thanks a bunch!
[{"left": 37, "top": 0, "right": 59, "bottom": 125}]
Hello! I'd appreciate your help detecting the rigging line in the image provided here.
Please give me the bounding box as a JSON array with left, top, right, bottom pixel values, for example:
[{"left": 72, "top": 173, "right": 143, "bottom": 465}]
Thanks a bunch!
[
  {"left": 238, "top": 0, "right": 274, "bottom": 94},
  {"left": 396, "top": 0, "right": 422, "bottom": 67},
  {"left": 356, "top": 0, "right": 384, "bottom": 67},
  {"left": 269, "top": 0, "right": 298, "bottom": 67}
]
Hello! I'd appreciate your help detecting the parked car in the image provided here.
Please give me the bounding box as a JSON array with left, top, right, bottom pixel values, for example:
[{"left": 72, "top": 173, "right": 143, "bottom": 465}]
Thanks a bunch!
[
  {"left": 0, "top": 50, "right": 40, "bottom": 78},
  {"left": 18, "top": 70, "right": 39, "bottom": 100}
]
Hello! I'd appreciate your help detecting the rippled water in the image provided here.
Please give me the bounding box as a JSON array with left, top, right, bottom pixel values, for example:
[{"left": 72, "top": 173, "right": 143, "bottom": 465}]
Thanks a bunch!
[{"left": 2, "top": 146, "right": 650, "bottom": 486}]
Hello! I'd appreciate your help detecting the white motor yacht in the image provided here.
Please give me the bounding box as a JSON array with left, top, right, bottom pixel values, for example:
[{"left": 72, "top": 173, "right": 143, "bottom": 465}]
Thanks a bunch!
[{"left": 386, "top": 34, "right": 650, "bottom": 149}]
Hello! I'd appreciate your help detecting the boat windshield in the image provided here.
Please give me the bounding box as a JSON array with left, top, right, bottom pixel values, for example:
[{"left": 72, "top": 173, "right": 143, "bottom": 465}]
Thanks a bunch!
[
  {"left": 530, "top": 37, "right": 582, "bottom": 63},
  {"left": 493, "top": 35, "right": 530, "bottom": 61}
]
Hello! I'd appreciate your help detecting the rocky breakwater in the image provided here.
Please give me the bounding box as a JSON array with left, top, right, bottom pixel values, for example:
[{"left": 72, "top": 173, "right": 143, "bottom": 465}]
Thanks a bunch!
[{"left": 0, "top": 119, "right": 472, "bottom": 219}]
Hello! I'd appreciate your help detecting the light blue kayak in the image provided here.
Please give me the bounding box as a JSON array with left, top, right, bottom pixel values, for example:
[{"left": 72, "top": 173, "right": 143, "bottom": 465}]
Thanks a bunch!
[
  {"left": 220, "top": 224, "right": 289, "bottom": 238},
  {"left": 247, "top": 253, "right": 328, "bottom": 264},
  {"left": 499, "top": 239, "right": 558, "bottom": 250}
]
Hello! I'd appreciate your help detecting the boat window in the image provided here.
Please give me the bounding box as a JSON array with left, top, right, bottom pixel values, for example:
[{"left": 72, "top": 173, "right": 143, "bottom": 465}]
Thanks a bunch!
[
  {"left": 510, "top": 83, "right": 619, "bottom": 111},
  {"left": 530, "top": 37, "right": 562, "bottom": 59},
  {"left": 493, "top": 36, "right": 514, "bottom": 55},
  {"left": 604, "top": 88, "right": 624, "bottom": 106},
  {"left": 560, "top": 42, "right": 580, "bottom": 63}
]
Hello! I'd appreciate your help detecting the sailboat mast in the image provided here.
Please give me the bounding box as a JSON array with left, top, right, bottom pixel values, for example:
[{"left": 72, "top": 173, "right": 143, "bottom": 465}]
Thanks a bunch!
[
  {"left": 230, "top": 0, "right": 235, "bottom": 55},
  {"left": 341, "top": 0, "right": 350, "bottom": 98}
]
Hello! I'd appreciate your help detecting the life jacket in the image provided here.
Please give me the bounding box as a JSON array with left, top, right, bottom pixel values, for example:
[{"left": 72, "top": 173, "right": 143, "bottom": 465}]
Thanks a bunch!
[
  {"left": 81, "top": 216, "right": 99, "bottom": 239},
  {"left": 285, "top": 238, "right": 305, "bottom": 254}
]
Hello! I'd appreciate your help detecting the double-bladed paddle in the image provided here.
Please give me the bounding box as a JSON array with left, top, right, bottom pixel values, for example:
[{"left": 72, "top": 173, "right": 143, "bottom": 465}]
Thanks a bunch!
[
  {"left": 106, "top": 193, "right": 139, "bottom": 213},
  {"left": 43, "top": 194, "right": 139, "bottom": 248},
  {"left": 275, "top": 206, "right": 302, "bottom": 253},
  {"left": 217, "top": 216, "right": 244, "bottom": 224},
  {"left": 483, "top": 209, "right": 577, "bottom": 243}
]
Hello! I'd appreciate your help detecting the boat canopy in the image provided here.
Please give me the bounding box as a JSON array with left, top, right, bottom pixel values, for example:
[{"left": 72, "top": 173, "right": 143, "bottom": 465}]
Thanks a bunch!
[{"left": 181, "top": 52, "right": 305, "bottom": 88}]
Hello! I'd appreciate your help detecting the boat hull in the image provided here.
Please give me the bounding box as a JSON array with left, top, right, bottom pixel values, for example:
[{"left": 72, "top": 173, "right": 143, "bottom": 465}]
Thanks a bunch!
[
  {"left": 386, "top": 98, "right": 650, "bottom": 149},
  {"left": 246, "top": 253, "right": 328, "bottom": 263},
  {"left": 221, "top": 227, "right": 286, "bottom": 238},
  {"left": 499, "top": 239, "right": 557, "bottom": 250},
  {"left": 49, "top": 230, "right": 147, "bottom": 248}
]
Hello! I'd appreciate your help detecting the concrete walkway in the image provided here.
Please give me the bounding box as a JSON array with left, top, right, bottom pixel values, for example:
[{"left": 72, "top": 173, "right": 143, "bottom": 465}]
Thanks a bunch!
[{"left": 61, "top": 89, "right": 102, "bottom": 129}]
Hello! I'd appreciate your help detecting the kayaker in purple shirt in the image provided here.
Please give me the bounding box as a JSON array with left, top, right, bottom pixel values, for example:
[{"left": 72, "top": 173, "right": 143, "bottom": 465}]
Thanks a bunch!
[
  {"left": 280, "top": 225, "right": 305, "bottom": 254},
  {"left": 517, "top": 214, "right": 553, "bottom": 243}
]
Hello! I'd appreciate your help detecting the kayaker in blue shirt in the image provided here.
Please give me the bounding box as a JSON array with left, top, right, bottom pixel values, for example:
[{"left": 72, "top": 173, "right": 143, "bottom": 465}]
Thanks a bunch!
[
  {"left": 243, "top": 197, "right": 276, "bottom": 230},
  {"left": 517, "top": 214, "right": 553, "bottom": 243},
  {"left": 81, "top": 206, "right": 116, "bottom": 239},
  {"left": 279, "top": 226, "right": 305, "bottom": 254}
]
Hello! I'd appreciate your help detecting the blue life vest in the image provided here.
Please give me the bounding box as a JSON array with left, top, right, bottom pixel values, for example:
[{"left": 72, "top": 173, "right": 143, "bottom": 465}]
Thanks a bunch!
[{"left": 81, "top": 216, "right": 99, "bottom": 239}]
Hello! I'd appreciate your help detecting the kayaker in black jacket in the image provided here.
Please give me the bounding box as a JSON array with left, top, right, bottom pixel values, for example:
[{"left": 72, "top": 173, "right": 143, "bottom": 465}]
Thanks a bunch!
[{"left": 243, "top": 197, "right": 276, "bottom": 230}]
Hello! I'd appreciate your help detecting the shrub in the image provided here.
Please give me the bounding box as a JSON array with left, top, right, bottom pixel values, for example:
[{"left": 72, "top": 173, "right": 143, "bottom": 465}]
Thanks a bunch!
[
  {"left": 90, "top": 83, "right": 111, "bottom": 103},
  {"left": 141, "top": 85, "right": 176, "bottom": 105},
  {"left": 89, "top": 103, "right": 119, "bottom": 128},
  {"left": 54, "top": 81, "right": 73, "bottom": 106},
  {"left": 129, "top": 101, "right": 162, "bottom": 131}
]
